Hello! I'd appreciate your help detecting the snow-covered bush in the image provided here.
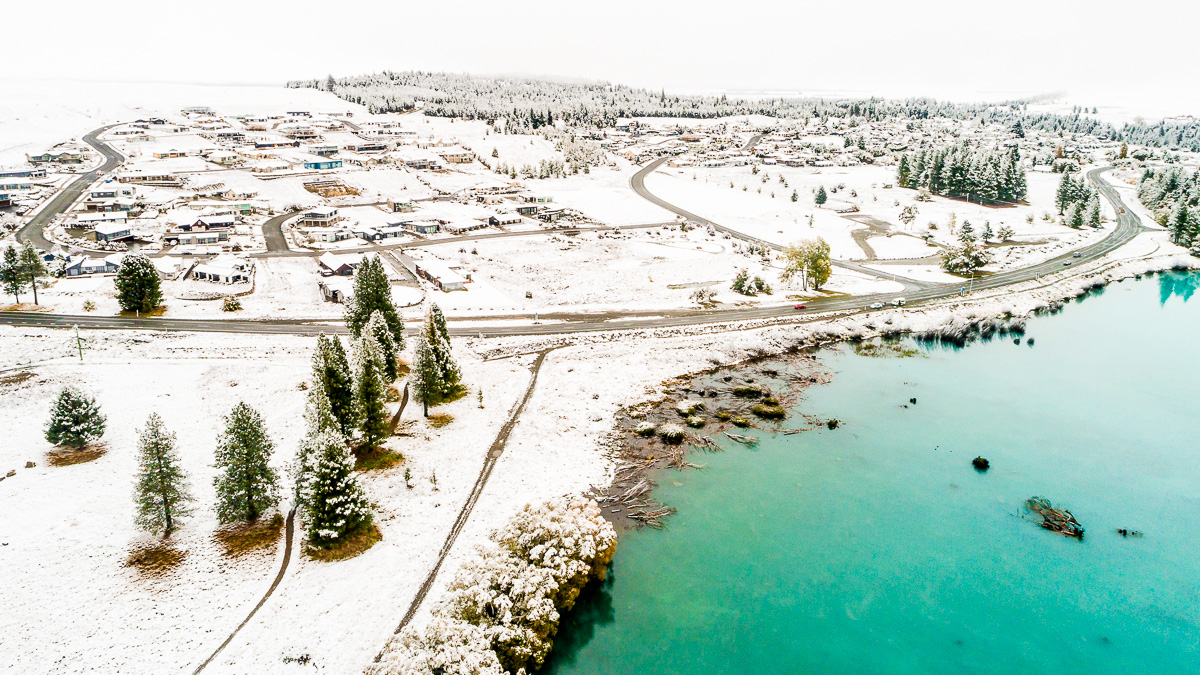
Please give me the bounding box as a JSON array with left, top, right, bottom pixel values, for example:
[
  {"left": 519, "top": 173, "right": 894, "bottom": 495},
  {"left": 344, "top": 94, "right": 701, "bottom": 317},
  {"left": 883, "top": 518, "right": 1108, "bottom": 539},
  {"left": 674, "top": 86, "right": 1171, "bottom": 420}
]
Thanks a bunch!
[
  {"left": 686, "top": 415, "right": 706, "bottom": 428},
  {"left": 369, "top": 617, "right": 502, "bottom": 675},
  {"left": 222, "top": 295, "right": 242, "bottom": 312},
  {"left": 657, "top": 423, "right": 686, "bottom": 444},
  {"left": 633, "top": 422, "right": 656, "bottom": 437},
  {"left": 374, "top": 497, "right": 616, "bottom": 674},
  {"left": 675, "top": 400, "right": 704, "bottom": 416}
]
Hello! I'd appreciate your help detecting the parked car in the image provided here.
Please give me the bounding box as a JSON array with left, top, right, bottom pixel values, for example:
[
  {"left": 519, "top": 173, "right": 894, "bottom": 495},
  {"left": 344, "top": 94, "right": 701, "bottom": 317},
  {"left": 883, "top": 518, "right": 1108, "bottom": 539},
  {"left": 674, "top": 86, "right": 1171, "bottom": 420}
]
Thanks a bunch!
[
  {"left": 869, "top": 302, "right": 885, "bottom": 309},
  {"left": 891, "top": 297, "right": 906, "bottom": 306}
]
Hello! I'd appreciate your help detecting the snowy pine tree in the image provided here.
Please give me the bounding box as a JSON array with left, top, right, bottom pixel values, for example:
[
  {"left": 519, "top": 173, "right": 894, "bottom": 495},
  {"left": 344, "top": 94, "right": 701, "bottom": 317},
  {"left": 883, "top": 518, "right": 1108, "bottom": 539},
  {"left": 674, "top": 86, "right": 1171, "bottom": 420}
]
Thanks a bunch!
[
  {"left": 213, "top": 402, "right": 280, "bottom": 524},
  {"left": 134, "top": 413, "right": 193, "bottom": 535},
  {"left": 354, "top": 334, "right": 390, "bottom": 450},
  {"left": 19, "top": 241, "right": 46, "bottom": 305},
  {"left": 1087, "top": 192, "right": 1102, "bottom": 228},
  {"left": 312, "top": 334, "right": 356, "bottom": 438},
  {"left": 425, "top": 303, "right": 462, "bottom": 399},
  {"left": 0, "top": 245, "right": 24, "bottom": 304},
  {"left": 345, "top": 255, "right": 404, "bottom": 344},
  {"left": 367, "top": 310, "right": 399, "bottom": 382},
  {"left": 814, "top": 185, "right": 827, "bottom": 205},
  {"left": 115, "top": 253, "right": 162, "bottom": 313},
  {"left": 44, "top": 386, "right": 107, "bottom": 450},
  {"left": 410, "top": 331, "right": 441, "bottom": 417},
  {"left": 301, "top": 430, "right": 373, "bottom": 549},
  {"left": 293, "top": 384, "right": 341, "bottom": 507}
]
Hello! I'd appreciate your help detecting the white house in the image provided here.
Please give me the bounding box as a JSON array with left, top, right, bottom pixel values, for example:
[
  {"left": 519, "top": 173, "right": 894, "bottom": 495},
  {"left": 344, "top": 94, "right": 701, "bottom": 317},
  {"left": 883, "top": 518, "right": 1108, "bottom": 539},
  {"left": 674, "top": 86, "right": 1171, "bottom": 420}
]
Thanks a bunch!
[{"left": 191, "top": 255, "right": 252, "bottom": 284}]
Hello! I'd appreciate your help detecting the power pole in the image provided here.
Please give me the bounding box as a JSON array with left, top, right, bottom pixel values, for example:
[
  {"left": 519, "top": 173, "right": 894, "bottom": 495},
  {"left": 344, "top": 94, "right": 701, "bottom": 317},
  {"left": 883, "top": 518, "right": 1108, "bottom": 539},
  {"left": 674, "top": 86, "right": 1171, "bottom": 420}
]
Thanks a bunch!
[{"left": 73, "top": 325, "right": 83, "bottom": 361}]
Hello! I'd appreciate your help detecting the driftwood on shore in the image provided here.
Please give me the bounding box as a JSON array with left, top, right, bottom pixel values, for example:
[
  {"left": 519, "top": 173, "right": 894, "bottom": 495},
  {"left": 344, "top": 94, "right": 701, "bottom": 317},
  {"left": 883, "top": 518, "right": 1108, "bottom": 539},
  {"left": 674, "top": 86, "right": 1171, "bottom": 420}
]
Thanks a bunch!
[
  {"left": 724, "top": 432, "right": 758, "bottom": 447},
  {"left": 1026, "top": 496, "right": 1084, "bottom": 539}
]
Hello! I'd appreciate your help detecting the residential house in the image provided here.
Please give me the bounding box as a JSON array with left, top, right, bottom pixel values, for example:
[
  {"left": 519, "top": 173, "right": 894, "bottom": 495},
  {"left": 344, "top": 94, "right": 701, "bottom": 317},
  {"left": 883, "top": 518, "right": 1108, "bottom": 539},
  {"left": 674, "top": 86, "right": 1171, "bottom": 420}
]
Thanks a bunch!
[
  {"left": 488, "top": 213, "right": 522, "bottom": 226},
  {"left": 152, "top": 149, "right": 188, "bottom": 159},
  {"left": 0, "top": 167, "right": 47, "bottom": 179},
  {"left": 118, "top": 171, "right": 179, "bottom": 185},
  {"left": 309, "top": 145, "right": 339, "bottom": 157},
  {"left": 318, "top": 276, "right": 353, "bottom": 303},
  {"left": 192, "top": 255, "right": 252, "bottom": 284},
  {"left": 27, "top": 149, "right": 85, "bottom": 164},
  {"left": 387, "top": 200, "right": 415, "bottom": 213},
  {"left": 166, "top": 230, "right": 229, "bottom": 246},
  {"left": 297, "top": 207, "right": 340, "bottom": 226},
  {"left": 404, "top": 220, "right": 440, "bottom": 235},
  {"left": 413, "top": 257, "right": 468, "bottom": 291},
  {"left": 318, "top": 251, "right": 364, "bottom": 276},
  {"left": 437, "top": 147, "right": 475, "bottom": 164},
  {"left": 343, "top": 141, "right": 388, "bottom": 153},
  {"left": 537, "top": 208, "right": 567, "bottom": 223},
  {"left": 64, "top": 254, "right": 123, "bottom": 277},
  {"left": 304, "top": 159, "right": 343, "bottom": 170}
]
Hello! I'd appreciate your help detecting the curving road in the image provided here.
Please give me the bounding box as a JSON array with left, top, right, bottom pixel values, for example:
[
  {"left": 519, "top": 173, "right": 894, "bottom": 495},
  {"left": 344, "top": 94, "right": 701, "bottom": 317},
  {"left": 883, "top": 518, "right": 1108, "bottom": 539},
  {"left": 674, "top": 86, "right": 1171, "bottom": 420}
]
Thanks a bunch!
[
  {"left": 16, "top": 125, "right": 125, "bottom": 251},
  {"left": 0, "top": 119, "right": 1147, "bottom": 338}
]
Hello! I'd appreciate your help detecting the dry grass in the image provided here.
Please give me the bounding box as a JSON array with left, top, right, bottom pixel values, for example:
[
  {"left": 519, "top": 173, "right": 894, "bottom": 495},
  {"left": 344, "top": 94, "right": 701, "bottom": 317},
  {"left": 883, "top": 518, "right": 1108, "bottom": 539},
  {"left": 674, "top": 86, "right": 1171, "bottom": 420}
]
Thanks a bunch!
[
  {"left": 0, "top": 303, "right": 51, "bottom": 313},
  {"left": 213, "top": 513, "right": 285, "bottom": 557},
  {"left": 47, "top": 445, "right": 108, "bottom": 466},
  {"left": 396, "top": 361, "right": 411, "bottom": 377},
  {"left": 126, "top": 543, "right": 187, "bottom": 576},
  {"left": 355, "top": 448, "right": 405, "bottom": 472},
  {"left": 428, "top": 413, "right": 454, "bottom": 429},
  {"left": 305, "top": 522, "right": 381, "bottom": 562},
  {"left": 118, "top": 306, "right": 168, "bottom": 317},
  {"left": 0, "top": 371, "right": 37, "bottom": 387}
]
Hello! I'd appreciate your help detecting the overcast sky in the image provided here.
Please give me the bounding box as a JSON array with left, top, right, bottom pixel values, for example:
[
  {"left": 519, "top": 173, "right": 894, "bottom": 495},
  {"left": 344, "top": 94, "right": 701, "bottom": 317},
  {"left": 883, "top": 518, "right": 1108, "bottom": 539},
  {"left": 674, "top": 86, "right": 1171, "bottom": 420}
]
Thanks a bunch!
[{"left": 10, "top": 0, "right": 1199, "bottom": 116}]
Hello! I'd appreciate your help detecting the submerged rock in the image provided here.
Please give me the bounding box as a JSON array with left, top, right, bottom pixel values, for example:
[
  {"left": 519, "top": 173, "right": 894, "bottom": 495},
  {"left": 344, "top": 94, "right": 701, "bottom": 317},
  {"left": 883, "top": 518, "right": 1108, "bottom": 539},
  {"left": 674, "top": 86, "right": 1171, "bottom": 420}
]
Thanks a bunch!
[{"left": 972, "top": 456, "right": 990, "bottom": 471}]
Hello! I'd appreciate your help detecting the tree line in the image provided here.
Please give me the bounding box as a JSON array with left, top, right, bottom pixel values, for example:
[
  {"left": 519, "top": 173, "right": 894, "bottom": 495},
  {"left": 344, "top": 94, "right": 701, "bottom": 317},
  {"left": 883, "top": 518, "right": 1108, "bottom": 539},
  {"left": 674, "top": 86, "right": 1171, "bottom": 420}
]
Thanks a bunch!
[
  {"left": 1139, "top": 167, "right": 1200, "bottom": 251},
  {"left": 897, "top": 144, "right": 1028, "bottom": 204}
]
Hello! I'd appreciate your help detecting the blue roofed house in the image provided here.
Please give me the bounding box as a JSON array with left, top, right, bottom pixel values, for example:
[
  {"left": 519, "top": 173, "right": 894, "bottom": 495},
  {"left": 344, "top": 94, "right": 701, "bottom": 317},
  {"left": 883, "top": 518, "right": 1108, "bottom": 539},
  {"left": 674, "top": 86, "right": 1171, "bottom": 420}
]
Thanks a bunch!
[{"left": 304, "top": 159, "right": 343, "bottom": 170}]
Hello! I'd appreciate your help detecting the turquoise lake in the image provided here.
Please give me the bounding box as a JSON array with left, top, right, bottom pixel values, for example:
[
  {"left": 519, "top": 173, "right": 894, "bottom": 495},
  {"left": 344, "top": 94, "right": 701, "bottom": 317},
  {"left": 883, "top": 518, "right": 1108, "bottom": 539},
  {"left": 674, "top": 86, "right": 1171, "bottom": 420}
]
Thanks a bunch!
[{"left": 548, "top": 272, "right": 1200, "bottom": 675}]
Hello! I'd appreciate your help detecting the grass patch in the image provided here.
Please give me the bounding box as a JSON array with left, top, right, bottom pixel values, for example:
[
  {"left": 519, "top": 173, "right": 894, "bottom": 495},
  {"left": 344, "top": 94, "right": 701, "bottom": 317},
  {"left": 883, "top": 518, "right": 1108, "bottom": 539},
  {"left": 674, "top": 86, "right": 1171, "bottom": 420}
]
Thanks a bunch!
[
  {"left": 853, "top": 341, "right": 922, "bottom": 358},
  {"left": 731, "top": 417, "right": 752, "bottom": 428},
  {"left": 214, "top": 513, "right": 284, "bottom": 557},
  {"left": 118, "top": 306, "right": 168, "bottom": 317},
  {"left": 396, "top": 361, "right": 411, "bottom": 377},
  {"left": 47, "top": 444, "right": 107, "bottom": 466},
  {"left": 751, "top": 404, "right": 787, "bottom": 420},
  {"left": 713, "top": 411, "right": 732, "bottom": 421},
  {"left": 356, "top": 448, "right": 405, "bottom": 471},
  {"left": 305, "top": 522, "right": 381, "bottom": 562},
  {"left": 731, "top": 385, "right": 766, "bottom": 398},
  {"left": 428, "top": 413, "right": 454, "bottom": 429},
  {"left": 126, "top": 542, "right": 187, "bottom": 575}
]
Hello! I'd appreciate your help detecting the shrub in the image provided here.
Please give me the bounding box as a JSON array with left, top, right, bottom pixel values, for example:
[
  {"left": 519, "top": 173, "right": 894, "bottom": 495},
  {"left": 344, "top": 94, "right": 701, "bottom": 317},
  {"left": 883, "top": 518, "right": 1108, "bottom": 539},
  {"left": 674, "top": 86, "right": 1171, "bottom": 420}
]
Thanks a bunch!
[
  {"left": 45, "top": 387, "right": 106, "bottom": 449},
  {"left": 751, "top": 404, "right": 787, "bottom": 420},
  {"left": 633, "top": 422, "right": 656, "bottom": 437},
  {"left": 82, "top": 299, "right": 96, "bottom": 312},
  {"left": 222, "top": 295, "right": 242, "bottom": 312},
  {"left": 731, "top": 385, "right": 765, "bottom": 398},
  {"left": 657, "top": 423, "right": 686, "bottom": 444},
  {"left": 686, "top": 416, "right": 705, "bottom": 428},
  {"left": 731, "top": 417, "right": 752, "bottom": 428},
  {"left": 675, "top": 400, "right": 704, "bottom": 416},
  {"left": 714, "top": 411, "right": 732, "bottom": 421}
]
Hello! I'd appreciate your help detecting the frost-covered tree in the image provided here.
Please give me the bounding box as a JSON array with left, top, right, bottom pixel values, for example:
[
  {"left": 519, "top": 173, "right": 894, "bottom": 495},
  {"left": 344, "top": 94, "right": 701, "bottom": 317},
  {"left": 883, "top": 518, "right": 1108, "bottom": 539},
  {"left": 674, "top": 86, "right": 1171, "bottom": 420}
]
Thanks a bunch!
[
  {"left": 299, "top": 429, "right": 373, "bottom": 549},
  {"left": 367, "top": 310, "right": 399, "bottom": 381},
  {"left": 44, "top": 386, "right": 106, "bottom": 449},
  {"left": 115, "top": 253, "right": 162, "bottom": 312},
  {"left": 312, "top": 334, "right": 356, "bottom": 437},
  {"left": 443, "top": 546, "right": 559, "bottom": 672},
  {"left": 19, "top": 241, "right": 46, "bottom": 305},
  {"left": 354, "top": 334, "right": 390, "bottom": 450},
  {"left": 410, "top": 331, "right": 440, "bottom": 417},
  {"left": 0, "top": 245, "right": 24, "bottom": 304},
  {"left": 814, "top": 185, "right": 828, "bottom": 205},
  {"left": 134, "top": 413, "right": 193, "bottom": 535},
  {"left": 940, "top": 239, "right": 993, "bottom": 276},
  {"left": 1087, "top": 192, "right": 1102, "bottom": 228},
  {"left": 345, "top": 255, "right": 403, "bottom": 343},
  {"left": 417, "top": 303, "right": 462, "bottom": 404},
  {"left": 368, "top": 617, "right": 503, "bottom": 675},
  {"left": 997, "top": 225, "right": 1015, "bottom": 242},
  {"left": 899, "top": 205, "right": 918, "bottom": 226},
  {"left": 213, "top": 402, "right": 280, "bottom": 524},
  {"left": 293, "top": 384, "right": 341, "bottom": 507}
]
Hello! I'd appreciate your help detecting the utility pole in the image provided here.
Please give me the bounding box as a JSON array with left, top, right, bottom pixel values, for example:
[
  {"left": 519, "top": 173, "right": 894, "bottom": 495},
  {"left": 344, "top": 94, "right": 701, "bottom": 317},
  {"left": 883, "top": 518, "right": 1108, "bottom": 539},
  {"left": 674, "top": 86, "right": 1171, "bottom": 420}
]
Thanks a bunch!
[{"left": 73, "top": 325, "right": 83, "bottom": 361}]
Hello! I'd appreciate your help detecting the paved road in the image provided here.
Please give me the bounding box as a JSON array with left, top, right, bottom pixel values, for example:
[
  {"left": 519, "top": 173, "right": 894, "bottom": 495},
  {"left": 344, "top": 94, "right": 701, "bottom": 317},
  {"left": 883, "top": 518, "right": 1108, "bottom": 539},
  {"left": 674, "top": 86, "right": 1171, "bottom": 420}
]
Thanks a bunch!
[
  {"left": 15, "top": 125, "right": 125, "bottom": 251},
  {"left": 629, "top": 156, "right": 935, "bottom": 291},
  {"left": 261, "top": 210, "right": 297, "bottom": 253}
]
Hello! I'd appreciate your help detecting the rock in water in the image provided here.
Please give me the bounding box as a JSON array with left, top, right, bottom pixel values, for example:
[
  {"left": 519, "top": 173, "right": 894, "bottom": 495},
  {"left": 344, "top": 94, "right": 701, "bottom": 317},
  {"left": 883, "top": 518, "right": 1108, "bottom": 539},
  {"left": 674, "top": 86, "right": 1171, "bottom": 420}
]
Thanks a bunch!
[{"left": 972, "top": 456, "right": 990, "bottom": 471}]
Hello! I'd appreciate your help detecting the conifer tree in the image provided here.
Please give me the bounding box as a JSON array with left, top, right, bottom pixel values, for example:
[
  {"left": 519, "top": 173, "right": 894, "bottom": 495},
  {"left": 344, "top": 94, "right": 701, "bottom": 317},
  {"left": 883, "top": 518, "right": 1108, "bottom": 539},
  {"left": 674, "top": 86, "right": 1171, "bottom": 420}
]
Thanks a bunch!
[
  {"left": 19, "top": 241, "right": 46, "bottom": 305},
  {"left": 814, "top": 185, "right": 827, "bottom": 205},
  {"left": 354, "top": 335, "right": 390, "bottom": 450},
  {"left": 0, "top": 245, "right": 24, "bottom": 304},
  {"left": 1087, "top": 192, "right": 1102, "bottom": 228},
  {"left": 1056, "top": 173, "right": 1075, "bottom": 215},
  {"left": 44, "top": 386, "right": 106, "bottom": 450},
  {"left": 424, "top": 303, "right": 461, "bottom": 398},
  {"left": 301, "top": 429, "right": 373, "bottom": 549},
  {"left": 896, "top": 154, "right": 911, "bottom": 187},
  {"left": 312, "top": 334, "right": 356, "bottom": 437},
  {"left": 293, "top": 384, "right": 342, "bottom": 507},
  {"left": 115, "top": 253, "right": 162, "bottom": 312},
  {"left": 410, "top": 330, "right": 441, "bottom": 417},
  {"left": 367, "top": 311, "right": 399, "bottom": 382},
  {"left": 344, "top": 255, "right": 404, "bottom": 343},
  {"left": 213, "top": 402, "right": 280, "bottom": 524},
  {"left": 1066, "top": 203, "right": 1085, "bottom": 229},
  {"left": 134, "top": 413, "right": 193, "bottom": 535}
]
